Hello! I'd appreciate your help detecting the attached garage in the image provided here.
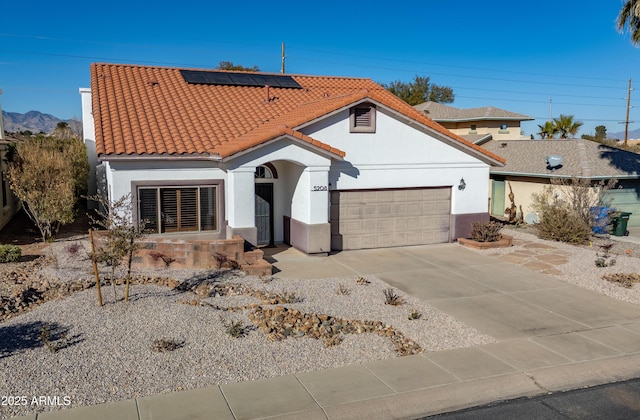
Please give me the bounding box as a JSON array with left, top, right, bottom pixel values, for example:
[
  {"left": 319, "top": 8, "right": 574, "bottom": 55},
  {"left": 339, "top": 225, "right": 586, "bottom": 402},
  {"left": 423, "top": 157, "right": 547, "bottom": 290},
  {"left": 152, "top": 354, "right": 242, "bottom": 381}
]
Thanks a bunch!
[{"left": 330, "top": 187, "right": 452, "bottom": 251}]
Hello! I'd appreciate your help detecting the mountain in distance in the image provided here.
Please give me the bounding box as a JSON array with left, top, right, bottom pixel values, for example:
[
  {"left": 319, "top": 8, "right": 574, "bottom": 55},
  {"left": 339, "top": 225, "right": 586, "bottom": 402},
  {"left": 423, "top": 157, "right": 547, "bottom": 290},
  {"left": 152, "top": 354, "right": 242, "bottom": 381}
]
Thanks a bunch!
[
  {"left": 2, "top": 110, "right": 82, "bottom": 135},
  {"left": 606, "top": 127, "right": 640, "bottom": 140}
]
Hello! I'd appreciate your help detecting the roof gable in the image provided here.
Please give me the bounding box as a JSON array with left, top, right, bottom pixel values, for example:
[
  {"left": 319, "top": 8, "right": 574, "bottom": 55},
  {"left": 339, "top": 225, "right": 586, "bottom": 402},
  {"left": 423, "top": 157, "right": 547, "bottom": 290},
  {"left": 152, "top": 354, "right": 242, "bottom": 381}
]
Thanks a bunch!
[
  {"left": 414, "top": 101, "right": 534, "bottom": 122},
  {"left": 89, "top": 63, "right": 503, "bottom": 165}
]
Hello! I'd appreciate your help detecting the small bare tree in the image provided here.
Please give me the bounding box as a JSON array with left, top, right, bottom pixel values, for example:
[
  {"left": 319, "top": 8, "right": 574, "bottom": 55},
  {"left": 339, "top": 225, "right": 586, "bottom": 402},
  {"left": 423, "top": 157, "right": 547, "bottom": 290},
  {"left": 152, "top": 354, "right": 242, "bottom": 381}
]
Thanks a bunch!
[{"left": 87, "top": 193, "right": 146, "bottom": 303}]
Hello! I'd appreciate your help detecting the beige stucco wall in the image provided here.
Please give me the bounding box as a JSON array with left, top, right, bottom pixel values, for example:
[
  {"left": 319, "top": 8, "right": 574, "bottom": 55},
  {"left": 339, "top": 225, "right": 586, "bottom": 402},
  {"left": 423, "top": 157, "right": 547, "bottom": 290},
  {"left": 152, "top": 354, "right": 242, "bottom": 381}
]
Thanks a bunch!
[
  {"left": 490, "top": 176, "right": 610, "bottom": 225},
  {"left": 490, "top": 177, "right": 551, "bottom": 221},
  {"left": 442, "top": 121, "right": 526, "bottom": 140}
]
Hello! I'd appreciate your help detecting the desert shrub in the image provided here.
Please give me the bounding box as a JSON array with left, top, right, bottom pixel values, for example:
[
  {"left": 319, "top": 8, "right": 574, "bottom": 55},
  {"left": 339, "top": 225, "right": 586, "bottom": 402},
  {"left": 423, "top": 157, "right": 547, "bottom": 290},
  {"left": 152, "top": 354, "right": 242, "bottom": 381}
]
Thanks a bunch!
[
  {"left": 470, "top": 221, "right": 503, "bottom": 242},
  {"left": 383, "top": 288, "right": 406, "bottom": 306},
  {"left": 278, "top": 290, "right": 301, "bottom": 304},
  {"left": 220, "top": 317, "right": 251, "bottom": 338},
  {"left": 531, "top": 176, "right": 617, "bottom": 231},
  {"left": 356, "top": 276, "right": 370, "bottom": 285},
  {"left": 336, "top": 284, "right": 351, "bottom": 295},
  {"left": 408, "top": 310, "right": 423, "bottom": 320},
  {"left": 603, "top": 273, "right": 640, "bottom": 288},
  {"left": 37, "top": 323, "right": 70, "bottom": 354},
  {"left": 151, "top": 338, "right": 185, "bottom": 352},
  {"left": 536, "top": 206, "right": 591, "bottom": 244},
  {"left": 0, "top": 245, "right": 21, "bottom": 263},
  {"left": 213, "top": 252, "right": 240, "bottom": 269},
  {"left": 148, "top": 251, "right": 175, "bottom": 268},
  {"left": 595, "top": 257, "right": 616, "bottom": 267},
  {"left": 6, "top": 137, "right": 89, "bottom": 242},
  {"left": 64, "top": 243, "right": 82, "bottom": 256}
]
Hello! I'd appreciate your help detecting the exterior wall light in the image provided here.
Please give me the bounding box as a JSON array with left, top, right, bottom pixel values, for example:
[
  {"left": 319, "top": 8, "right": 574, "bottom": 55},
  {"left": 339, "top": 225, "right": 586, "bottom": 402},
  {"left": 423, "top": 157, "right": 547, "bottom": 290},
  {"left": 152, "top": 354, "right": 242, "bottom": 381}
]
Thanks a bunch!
[{"left": 458, "top": 178, "right": 466, "bottom": 191}]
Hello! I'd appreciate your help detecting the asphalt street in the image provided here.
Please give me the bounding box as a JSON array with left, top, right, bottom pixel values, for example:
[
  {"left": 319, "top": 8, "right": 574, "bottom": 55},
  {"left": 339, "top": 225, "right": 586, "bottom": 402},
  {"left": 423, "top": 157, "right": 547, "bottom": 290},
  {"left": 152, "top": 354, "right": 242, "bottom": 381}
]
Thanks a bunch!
[{"left": 424, "top": 378, "right": 640, "bottom": 419}]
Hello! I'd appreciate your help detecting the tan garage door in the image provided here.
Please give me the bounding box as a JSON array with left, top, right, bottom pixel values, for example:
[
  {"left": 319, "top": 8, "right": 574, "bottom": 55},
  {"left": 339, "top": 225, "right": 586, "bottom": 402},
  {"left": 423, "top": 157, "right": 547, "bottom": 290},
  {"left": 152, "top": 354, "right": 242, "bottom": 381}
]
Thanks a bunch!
[{"left": 330, "top": 188, "right": 451, "bottom": 251}]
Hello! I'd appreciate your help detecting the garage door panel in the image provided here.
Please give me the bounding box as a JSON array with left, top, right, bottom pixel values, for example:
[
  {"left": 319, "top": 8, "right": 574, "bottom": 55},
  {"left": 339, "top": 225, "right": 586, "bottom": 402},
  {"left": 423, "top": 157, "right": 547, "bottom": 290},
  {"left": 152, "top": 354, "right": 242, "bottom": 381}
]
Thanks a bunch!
[{"left": 330, "top": 188, "right": 451, "bottom": 251}]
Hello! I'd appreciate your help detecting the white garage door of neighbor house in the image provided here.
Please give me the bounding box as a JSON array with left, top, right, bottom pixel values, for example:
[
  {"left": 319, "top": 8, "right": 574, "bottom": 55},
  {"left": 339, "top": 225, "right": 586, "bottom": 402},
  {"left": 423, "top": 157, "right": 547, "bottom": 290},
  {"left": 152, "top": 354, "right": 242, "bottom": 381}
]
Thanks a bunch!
[{"left": 330, "top": 188, "right": 451, "bottom": 251}]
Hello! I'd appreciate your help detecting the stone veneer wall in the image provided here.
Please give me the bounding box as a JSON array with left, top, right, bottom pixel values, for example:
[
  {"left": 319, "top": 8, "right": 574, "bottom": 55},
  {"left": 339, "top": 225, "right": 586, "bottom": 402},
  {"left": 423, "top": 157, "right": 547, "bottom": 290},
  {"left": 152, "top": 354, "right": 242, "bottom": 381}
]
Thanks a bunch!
[
  {"left": 134, "top": 236, "right": 246, "bottom": 269},
  {"left": 91, "top": 232, "right": 264, "bottom": 270}
]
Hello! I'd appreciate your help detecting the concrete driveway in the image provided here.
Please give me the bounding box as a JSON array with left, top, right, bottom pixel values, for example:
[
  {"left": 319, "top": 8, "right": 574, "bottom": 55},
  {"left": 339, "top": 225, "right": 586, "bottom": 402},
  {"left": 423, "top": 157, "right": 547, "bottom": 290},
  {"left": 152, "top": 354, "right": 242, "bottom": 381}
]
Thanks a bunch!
[{"left": 265, "top": 243, "right": 640, "bottom": 342}]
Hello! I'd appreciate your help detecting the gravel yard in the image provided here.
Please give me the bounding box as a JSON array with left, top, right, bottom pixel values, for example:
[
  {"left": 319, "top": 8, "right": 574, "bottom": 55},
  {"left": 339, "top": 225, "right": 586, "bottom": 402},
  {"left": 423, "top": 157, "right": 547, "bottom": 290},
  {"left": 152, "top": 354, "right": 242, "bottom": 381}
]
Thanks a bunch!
[
  {"left": 2, "top": 226, "right": 640, "bottom": 418},
  {"left": 0, "top": 238, "right": 493, "bottom": 419}
]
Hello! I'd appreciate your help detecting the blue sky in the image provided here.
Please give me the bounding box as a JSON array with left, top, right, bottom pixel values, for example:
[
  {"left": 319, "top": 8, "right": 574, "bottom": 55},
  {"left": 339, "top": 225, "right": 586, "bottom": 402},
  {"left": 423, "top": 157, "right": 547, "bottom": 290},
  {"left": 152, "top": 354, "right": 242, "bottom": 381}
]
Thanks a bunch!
[{"left": 1, "top": 0, "right": 639, "bottom": 137}]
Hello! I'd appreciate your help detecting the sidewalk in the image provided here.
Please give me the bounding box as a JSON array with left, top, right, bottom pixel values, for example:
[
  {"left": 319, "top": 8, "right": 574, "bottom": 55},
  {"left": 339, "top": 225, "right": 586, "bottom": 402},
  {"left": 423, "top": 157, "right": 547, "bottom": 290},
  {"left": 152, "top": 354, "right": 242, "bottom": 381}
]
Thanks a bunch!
[{"left": 11, "top": 241, "right": 640, "bottom": 420}]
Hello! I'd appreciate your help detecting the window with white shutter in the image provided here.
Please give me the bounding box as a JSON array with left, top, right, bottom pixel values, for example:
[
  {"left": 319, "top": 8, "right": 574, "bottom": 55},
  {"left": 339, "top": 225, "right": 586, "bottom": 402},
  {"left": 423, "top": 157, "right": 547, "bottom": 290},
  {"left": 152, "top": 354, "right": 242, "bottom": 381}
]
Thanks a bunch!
[{"left": 138, "top": 185, "right": 218, "bottom": 234}]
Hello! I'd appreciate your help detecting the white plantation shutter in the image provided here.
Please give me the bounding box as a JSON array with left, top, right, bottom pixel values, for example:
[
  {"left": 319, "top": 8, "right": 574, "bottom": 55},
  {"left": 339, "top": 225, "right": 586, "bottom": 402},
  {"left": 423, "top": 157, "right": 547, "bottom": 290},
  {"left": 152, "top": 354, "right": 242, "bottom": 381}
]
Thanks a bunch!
[
  {"left": 160, "top": 189, "right": 178, "bottom": 232},
  {"left": 139, "top": 188, "right": 159, "bottom": 233},
  {"left": 178, "top": 188, "right": 198, "bottom": 231},
  {"left": 139, "top": 186, "right": 218, "bottom": 233}
]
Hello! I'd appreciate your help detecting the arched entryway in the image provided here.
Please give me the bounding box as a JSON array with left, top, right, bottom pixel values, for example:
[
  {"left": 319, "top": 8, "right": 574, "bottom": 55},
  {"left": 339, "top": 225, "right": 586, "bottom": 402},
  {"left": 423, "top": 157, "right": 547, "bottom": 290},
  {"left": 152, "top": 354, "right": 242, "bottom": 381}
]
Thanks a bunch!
[{"left": 225, "top": 137, "right": 335, "bottom": 254}]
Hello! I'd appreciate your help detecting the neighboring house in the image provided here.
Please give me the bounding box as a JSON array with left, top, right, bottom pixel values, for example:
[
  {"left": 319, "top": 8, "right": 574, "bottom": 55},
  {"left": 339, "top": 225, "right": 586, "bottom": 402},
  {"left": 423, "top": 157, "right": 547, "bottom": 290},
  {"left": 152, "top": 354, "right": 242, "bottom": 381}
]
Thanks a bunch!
[
  {"left": 80, "top": 63, "right": 505, "bottom": 254},
  {"left": 481, "top": 139, "right": 640, "bottom": 227},
  {"left": 414, "top": 102, "right": 534, "bottom": 142}
]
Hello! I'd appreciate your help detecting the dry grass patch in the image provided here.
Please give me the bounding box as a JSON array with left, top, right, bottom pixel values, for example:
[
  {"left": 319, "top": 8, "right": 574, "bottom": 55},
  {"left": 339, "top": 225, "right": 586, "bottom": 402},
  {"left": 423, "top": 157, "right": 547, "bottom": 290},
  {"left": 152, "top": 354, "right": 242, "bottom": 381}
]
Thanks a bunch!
[{"left": 602, "top": 273, "right": 640, "bottom": 288}]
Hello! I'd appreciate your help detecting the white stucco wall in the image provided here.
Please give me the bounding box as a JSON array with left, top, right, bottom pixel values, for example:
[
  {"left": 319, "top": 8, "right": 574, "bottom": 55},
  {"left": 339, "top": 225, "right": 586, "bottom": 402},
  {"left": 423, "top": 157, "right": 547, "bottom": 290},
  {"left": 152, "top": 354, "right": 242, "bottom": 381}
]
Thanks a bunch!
[
  {"left": 104, "top": 161, "right": 226, "bottom": 202},
  {"left": 79, "top": 88, "right": 98, "bottom": 207},
  {"left": 303, "top": 108, "right": 491, "bottom": 216}
]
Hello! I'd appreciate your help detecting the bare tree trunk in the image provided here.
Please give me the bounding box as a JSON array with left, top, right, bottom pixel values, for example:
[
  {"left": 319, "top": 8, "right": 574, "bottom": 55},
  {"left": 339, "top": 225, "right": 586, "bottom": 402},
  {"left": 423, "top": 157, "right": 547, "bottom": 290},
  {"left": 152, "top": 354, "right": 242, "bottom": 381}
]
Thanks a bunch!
[
  {"left": 88, "top": 229, "right": 103, "bottom": 307},
  {"left": 125, "top": 236, "right": 134, "bottom": 302}
]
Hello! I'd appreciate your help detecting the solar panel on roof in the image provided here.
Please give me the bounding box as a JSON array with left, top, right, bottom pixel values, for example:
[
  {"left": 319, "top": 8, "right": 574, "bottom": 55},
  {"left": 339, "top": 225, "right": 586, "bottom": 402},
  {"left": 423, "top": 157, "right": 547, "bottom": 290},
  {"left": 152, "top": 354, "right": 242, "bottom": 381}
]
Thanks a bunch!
[{"left": 180, "top": 70, "right": 302, "bottom": 89}]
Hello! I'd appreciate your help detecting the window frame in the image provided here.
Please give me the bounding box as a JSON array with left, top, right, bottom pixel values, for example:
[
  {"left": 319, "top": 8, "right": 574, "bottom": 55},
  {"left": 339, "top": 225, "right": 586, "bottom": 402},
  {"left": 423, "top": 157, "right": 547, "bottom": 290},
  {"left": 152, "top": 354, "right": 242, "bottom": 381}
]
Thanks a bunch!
[
  {"left": 349, "top": 103, "right": 376, "bottom": 133},
  {"left": 132, "top": 179, "right": 225, "bottom": 235}
]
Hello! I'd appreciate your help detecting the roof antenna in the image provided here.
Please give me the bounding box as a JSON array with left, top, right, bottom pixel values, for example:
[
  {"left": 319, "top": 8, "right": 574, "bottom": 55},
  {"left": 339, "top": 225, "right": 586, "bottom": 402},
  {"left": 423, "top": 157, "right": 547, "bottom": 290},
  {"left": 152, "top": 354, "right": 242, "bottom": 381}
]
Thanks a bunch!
[{"left": 281, "top": 42, "right": 286, "bottom": 74}]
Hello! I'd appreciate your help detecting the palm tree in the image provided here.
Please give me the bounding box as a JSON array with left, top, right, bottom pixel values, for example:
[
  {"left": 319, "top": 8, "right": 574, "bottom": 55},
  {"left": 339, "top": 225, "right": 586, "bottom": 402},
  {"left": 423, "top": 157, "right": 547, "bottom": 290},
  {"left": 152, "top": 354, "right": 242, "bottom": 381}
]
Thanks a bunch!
[
  {"left": 552, "top": 114, "right": 583, "bottom": 139},
  {"left": 617, "top": 0, "right": 640, "bottom": 46},
  {"left": 537, "top": 121, "right": 557, "bottom": 139}
]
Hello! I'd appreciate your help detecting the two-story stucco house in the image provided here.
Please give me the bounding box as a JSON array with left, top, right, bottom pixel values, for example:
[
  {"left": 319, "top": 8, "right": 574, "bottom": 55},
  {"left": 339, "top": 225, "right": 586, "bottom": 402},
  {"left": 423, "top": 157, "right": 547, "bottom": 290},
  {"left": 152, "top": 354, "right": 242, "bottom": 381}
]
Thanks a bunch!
[
  {"left": 414, "top": 101, "right": 534, "bottom": 143},
  {"left": 80, "top": 63, "right": 505, "bottom": 254}
]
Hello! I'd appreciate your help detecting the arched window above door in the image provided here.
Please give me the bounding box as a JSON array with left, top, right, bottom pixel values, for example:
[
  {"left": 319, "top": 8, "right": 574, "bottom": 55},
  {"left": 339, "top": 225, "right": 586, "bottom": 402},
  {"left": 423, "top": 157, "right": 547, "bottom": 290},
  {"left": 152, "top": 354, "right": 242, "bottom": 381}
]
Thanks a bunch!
[{"left": 254, "top": 163, "right": 278, "bottom": 179}]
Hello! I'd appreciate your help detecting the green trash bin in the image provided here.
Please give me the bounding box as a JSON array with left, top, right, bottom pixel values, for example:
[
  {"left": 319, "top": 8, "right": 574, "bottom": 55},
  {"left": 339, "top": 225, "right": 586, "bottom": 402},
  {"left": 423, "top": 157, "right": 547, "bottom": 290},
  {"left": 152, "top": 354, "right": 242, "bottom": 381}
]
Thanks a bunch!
[{"left": 612, "top": 212, "right": 632, "bottom": 236}]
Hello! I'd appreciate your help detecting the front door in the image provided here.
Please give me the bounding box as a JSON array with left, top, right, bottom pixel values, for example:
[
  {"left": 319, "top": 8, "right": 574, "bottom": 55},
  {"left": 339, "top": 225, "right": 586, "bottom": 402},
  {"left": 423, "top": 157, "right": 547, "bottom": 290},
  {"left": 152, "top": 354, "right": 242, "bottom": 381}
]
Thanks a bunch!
[{"left": 255, "top": 183, "right": 274, "bottom": 246}]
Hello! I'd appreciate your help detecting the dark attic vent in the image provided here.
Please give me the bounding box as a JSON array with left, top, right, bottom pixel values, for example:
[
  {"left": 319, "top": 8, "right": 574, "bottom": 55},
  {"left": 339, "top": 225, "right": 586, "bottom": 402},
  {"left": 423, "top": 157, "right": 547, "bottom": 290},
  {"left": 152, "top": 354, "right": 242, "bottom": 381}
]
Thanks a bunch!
[{"left": 180, "top": 70, "right": 302, "bottom": 89}]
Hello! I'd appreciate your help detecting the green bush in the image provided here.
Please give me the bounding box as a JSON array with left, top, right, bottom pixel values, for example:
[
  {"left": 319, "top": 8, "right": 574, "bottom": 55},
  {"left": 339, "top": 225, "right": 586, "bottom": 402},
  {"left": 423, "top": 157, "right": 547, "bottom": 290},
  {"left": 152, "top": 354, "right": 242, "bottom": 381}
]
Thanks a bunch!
[
  {"left": 471, "top": 221, "right": 503, "bottom": 242},
  {"left": 0, "top": 244, "right": 21, "bottom": 263},
  {"left": 536, "top": 206, "right": 591, "bottom": 244}
]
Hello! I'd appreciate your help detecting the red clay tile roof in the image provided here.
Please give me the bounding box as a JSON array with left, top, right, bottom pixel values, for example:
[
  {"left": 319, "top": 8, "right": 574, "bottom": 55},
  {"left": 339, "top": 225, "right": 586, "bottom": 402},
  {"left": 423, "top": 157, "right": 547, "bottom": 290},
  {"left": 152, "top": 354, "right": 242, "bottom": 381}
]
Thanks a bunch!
[{"left": 90, "top": 63, "right": 504, "bottom": 165}]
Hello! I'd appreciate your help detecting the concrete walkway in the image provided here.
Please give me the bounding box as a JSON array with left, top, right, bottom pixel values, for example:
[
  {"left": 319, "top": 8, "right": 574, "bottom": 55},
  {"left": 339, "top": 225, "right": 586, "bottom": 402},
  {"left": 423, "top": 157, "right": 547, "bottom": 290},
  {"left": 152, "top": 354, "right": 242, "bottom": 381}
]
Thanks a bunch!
[{"left": 12, "top": 242, "right": 640, "bottom": 420}]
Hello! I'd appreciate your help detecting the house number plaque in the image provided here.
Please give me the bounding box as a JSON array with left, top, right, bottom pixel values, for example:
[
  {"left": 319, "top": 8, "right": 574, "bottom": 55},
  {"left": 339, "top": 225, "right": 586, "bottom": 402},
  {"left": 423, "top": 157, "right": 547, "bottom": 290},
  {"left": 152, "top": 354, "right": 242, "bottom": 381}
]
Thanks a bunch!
[{"left": 312, "top": 185, "right": 328, "bottom": 191}]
